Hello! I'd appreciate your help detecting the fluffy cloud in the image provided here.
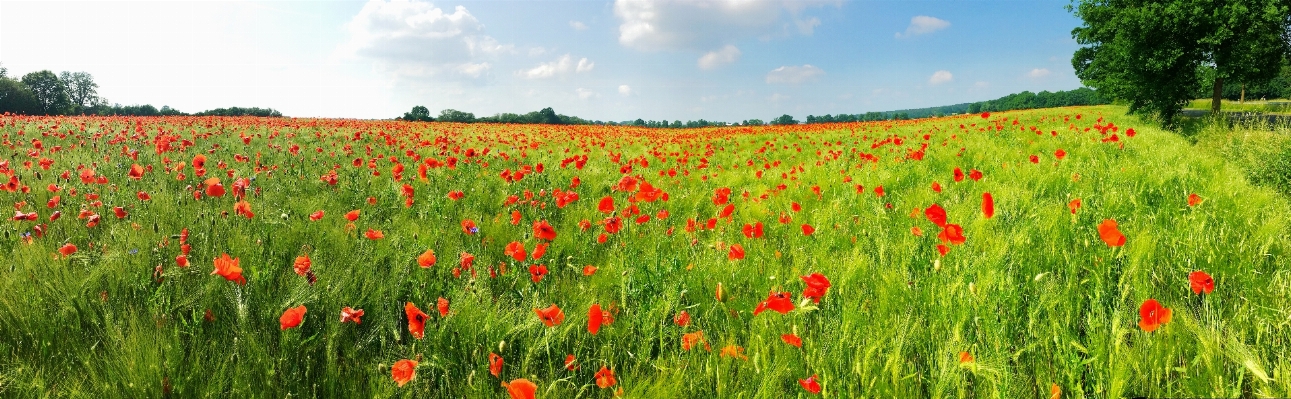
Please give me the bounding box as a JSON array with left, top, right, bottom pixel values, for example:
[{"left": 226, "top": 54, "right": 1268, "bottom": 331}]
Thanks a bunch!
[
  {"left": 928, "top": 70, "right": 953, "bottom": 85},
  {"left": 519, "top": 54, "right": 595, "bottom": 79},
  {"left": 570, "top": 20, "right": 588, "bottom": 31},
  {"left": 614, "top": 0, "right": 836, "bottom": 51},
  {"left": 619, "top": 85, "right": 633, "bottom": 96},
  {"left": 895, "top": 15, "right": 949, "bottom": 38},
  {"left": 341, "top": 0, "right": 513, "bottom": 79},
  {"left": 1028, "top": 68, "right": 1051, "bottom": 78},
  {"left": 698, "top": 45, "right": 741, "bottom": 70},
  {"left": 765, "top": 65, "right": 824, "bottom": 84}
]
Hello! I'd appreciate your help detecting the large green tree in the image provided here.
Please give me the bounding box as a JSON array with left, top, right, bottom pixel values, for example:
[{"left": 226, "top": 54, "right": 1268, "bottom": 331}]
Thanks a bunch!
[
  {"left": 59, "top": 71, "right": 99, "bottom": 115},
  {"left": 1071, "top": 0, "right": 1290, "bottom": 125},
  {"left": 20, "top": 70, "right": 70, "bottom": 115}
]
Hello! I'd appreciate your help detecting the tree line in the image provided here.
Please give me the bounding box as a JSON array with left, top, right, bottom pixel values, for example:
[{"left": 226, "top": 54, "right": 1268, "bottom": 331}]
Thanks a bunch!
[
  {"left": 0, "top": 65, "right": 281, "bottom": 117},
  {"left": 397, "top": 88, "right": 1107, "bottom": 129}
]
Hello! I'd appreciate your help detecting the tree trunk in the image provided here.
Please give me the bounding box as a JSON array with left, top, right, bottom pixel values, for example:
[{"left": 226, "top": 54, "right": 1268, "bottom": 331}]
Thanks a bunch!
[
  {"left": 1212, "top": 77, "right": 1224, "bottom": 114},
  {"left": 1240, "top": 84, "right": 1245, "bottom": 104}
]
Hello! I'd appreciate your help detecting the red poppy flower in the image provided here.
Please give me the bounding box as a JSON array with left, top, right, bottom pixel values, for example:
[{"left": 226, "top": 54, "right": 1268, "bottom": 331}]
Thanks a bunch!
[
  {"left": 781, "top": 333, "right": 803, "bottom": 347},
  {"left": 742, "top": 222, "right": 764, "bottom": 238},
  {"left": 405, "top": 302, "right": 428, "bottom": 339},
  {"left": 583, "top": 265, "right": 598, "bottom": 276},
  {"left": 959, "top": 351, "right": 974, "bottom": 364},
  {"left": 136, "top": 191, "right": 151, "bottom": 201},
  {"left": 681, "top": 330, "right": 707, "bottom": 351},
  {"left": 801, "top": 224, "right": 816, "bottom": 236},
  {"left": 982, "top": 192, "right": 995, "bottom": 219},
  {"left": 1187, "top": 193, "right": 1203, "bottom": 207},
  {"left": 953, "top": 167, "right": 965, "bottom": 182},
  {"left": 504, "top": 241, "right": 527, "bottom": 262},
  {"left": 392, "top": 359, "right": 417, "bottom": 387},
  {"left": 1068, "top": 198, "right": 1081, "bottom": 214},
  {"left": 728, "top": 244, "right": 745, "bottom": 260},
  {"left": 417, "top": 249, "right": 436, "bottom": 268},
  {"left": 510, "top": 210, "right": 522, "bottom": 225},
  {"left": 212, "top": 253, "right": 246, "bottom": 285},
  {"left": 461, "top": 219, "right": 478, "bottom": 235},
  {"left": 365, "top": 229, "right": 385, "bottom": 240},
  {"left": 598, "top": 196, "right": 615, "bottom": 213},
  {"left": 1138, "top": 298, "right": 1172, "bottom": 332},
  {"left": 1098, "top": 219, "right": 1126, "bottom": 247},
  {"left": 531, "top": 242, "right": 548, "bottom": 260},
  {"left": 279, "top": 305, "right": 306, "bottom": 330},
  {"left": 293, "top": 255, "right": 311, "bottom": 276},
  {"left": 436, "top": 297, "right": 450, "bottom": 317},
  {"left": 588, "top": 303, "right": 604, "bottom": 335},
  {"left": 931, "top": 181, "right": 942, "bottom": 193},
  {"left": 204, "top": 178, "right": 225, "bottom": 197},
  {"left": 1055, "top": 149, "right": 1067, "bottom": 160},
  {"left": 925, "top": 204, "right": 947, "bottom": 227},
  {"left": 489, "top": 352, "right": 504, "bottom": 377},
  {"left": 535, "top": 304, "right": 565, "bottom": 327},
  {"left": 969, "top": 169, "right": 983, "bottom": 181},
  {"left": 595, "top": 366, "right": 617, "bottom": 388},
  {"left": 344, "top": 210, "right": 360, "bottom": 221},
  {"left": 938, "top": 224, "right": 966, "bottom": 245},
  {"left": 113, "top": 206, "right": 128, "bottom": 219},
  {"left": 801, "top": 273, "right": 831, "bottom": 303},
  {"left": 673, "top": 310, "right": 691, "bottom": 327},
  {"left": 234, "top": 201, "right": 253, "bottom": 219},
  {"left": 1189, "top": 270, "right": 1214, "bottom": 295},
  {"left": 502, "top": 379, "right": 537, "bottom": 399},
  {"left": 799, "top": 374, "right": 821, "bottom": 394},
  {"left": 529, "top": 264, "right": 548, "bottom": 283},
  {"left": 533, "top": 220, "right": 557, "bottom": 241},
  {"left": 753, "top": 291, "right": 794, "bottom": 315},
  {"left": 340, "top": 307, "right": 364, "bottom": 324},
  {"left": 460, "top": 252, "right": 476, "bottom": 270},
  {"left": 58, "top": 243, "right": 77, "bottom": 257},
  {"left": 309, "top": 210, "right": 324, "bottom": 221}
]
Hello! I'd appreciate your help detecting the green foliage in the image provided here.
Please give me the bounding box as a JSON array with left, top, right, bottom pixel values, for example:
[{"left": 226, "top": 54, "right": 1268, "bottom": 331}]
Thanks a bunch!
[
  {"left": 192, "top": 107, "right": 282, "bottom": 117},
  {"left": 401, "top": 105, "right": 433, "bottom": 122},
  {"left": 771, "top": 114, "right": 799, "bottom": 125},
  {"left": 20, "top": 70, "right": 71, "bottom": 115},
  {"left": 0, "top": 76, "right": 41, "bottom": 115},
  {"left": 1070, "top": 0, "right": 1291, "bottom": 125},
  {"left": 437, "top": 109, "right": 476, "bottom": 123},
  {"left": 59, "top": 71, "right": 100, "bottom": 115}
]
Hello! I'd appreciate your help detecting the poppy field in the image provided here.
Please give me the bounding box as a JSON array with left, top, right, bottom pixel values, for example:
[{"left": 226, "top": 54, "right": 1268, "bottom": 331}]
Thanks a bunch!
[{"left": 2, "top": 105, "right": 1291, "bottom": 398}]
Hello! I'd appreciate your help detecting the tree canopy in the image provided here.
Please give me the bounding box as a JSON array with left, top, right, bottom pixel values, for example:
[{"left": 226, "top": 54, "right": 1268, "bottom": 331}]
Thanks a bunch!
[{"left": 1070, "top": 0, "right": 1291, "bottom": 125}]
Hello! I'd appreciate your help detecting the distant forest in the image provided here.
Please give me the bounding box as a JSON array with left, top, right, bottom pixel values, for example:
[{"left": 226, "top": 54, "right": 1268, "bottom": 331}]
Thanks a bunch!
[
  {"left": 0, "top": 65, "right": 281, "bottom": 117},
  {"left": 399, "top": 87, "right": 1111, "bottom": 128}
]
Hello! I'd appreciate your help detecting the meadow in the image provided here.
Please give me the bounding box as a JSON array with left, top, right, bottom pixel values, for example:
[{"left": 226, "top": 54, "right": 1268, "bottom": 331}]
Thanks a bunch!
[{"left": 1, "top": 105, "right": 1289, "bottom": 398}]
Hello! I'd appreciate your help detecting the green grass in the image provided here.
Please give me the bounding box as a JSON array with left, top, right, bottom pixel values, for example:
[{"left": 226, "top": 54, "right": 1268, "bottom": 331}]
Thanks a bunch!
[
  {"left": 1186, "top": 99, "right": 1291, "bottom": 114},
  {"left": 1, "top": 105, "right": 1290, "bottom": 398}
]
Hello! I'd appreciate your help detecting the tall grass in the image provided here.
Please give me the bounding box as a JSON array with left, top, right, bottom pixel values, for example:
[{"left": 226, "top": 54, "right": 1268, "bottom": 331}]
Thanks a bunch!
[{"left": 1, "top": 105, "right": 1289, "bottom": 398}]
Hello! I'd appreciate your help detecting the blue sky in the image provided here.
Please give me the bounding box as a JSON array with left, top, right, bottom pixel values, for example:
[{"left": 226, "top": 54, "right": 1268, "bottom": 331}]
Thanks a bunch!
[{"left": 0, "top": 1, "right": 1085, "bottom": 121}]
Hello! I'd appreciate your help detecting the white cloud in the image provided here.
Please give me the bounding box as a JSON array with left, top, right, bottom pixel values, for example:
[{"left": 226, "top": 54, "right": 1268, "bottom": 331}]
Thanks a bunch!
[
  {"left": 519, "top": 54, "right": 595, "bottom": 79},
  {"left": 928, "top": 70, "right": 953, "bottom": 85},
  {"left": 613, "top": 0, "right": 836, "bottom": 51},
  {"left": 697, "top": 45, "right": 741, "bottom": 70},
  {"left": 577, "top": 58, "right": 595, "bottom": 72},
  {"left": 895, "top": 15, "right": 950, "bottom": 38},
  {"left": 570, "top": 20, "right": 589, "bottom": 31},
  {"left": 1028, "top": 68, "right": 1051, "bottom": 78},
  {"left": 796, "top": 17, "right": 822, "bottom": 35},
  {"left": 341, "top": 0, "right": 514, "bottom": 80},
  {"left": 576, "top": 88, "right": 598, "bottom": 99},
  {"left": 766, "top": 64, "right": 824, "bottom": 84},
  {"left": 618, "top": 85, "right": 633, "bottom": 96},
  {"left": 974, "top": 81, "right": 989, "bottom": 88}
]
